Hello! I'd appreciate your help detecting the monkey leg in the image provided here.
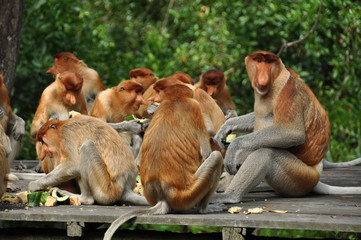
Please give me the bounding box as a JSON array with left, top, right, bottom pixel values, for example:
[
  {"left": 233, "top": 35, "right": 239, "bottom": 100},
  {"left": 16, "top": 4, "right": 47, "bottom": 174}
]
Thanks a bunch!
[
  {"left": 78, "top": 140, "right": 104, "bottom": 205},
  {"left": 211, "top": 148, "right": 319, "bottom": 204},
  {"left": 130, "top": 134, "right": 142, "bottom": 158},
  {"left": 195, "top": 150, "right": 223, "bottom": 213}
]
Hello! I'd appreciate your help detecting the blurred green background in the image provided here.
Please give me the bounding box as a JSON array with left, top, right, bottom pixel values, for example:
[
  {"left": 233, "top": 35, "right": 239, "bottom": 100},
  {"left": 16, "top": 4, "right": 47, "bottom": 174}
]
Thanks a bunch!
[
  {"left": 10, "top": 0, "right": 360, "bottom": 238},
  {"left": 14, "top": 0, "right": 360, "bottom": 162}
]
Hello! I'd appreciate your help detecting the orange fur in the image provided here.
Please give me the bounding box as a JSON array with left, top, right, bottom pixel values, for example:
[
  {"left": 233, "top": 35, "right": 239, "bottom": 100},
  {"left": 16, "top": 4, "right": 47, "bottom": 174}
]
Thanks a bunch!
[
  {"left": 140, "top": 84, "right": 211, "bottom": 209},
  {"left": 148, "top": 77, "right": 225, "bottom": 145},
  {"left": 0, "top": 74, "right": 10, "bottom": 197},
  {"left": 247, "top": 51, "right": 330, "bottom": 184},
  {"left": 169, "top": 72, "right": 194, "bottom": 85},
  {"left": 196, "top": 70, "right": 235, "bottom": 114},
  {"left": 129, "top": 68, "right": 158, "bottom": 91},
  {"left": 46, "top": 52, "right": 105, "bottom": 112},
  {"left": 90, "top": 79, "right": 146, "bottom": 123}
]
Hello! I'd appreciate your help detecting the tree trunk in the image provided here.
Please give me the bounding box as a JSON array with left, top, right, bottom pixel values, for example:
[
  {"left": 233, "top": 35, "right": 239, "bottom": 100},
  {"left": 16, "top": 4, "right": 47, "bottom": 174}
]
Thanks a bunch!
[{"left": 0, "top": 0, "right": 24, "bottom": 95}]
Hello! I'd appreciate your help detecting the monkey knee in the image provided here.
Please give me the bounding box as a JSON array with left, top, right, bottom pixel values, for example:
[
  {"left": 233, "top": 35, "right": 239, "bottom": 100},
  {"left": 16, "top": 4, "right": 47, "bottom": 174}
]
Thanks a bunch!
[{"left": 248, "top": 148, "right": 275, "bottom": 162}]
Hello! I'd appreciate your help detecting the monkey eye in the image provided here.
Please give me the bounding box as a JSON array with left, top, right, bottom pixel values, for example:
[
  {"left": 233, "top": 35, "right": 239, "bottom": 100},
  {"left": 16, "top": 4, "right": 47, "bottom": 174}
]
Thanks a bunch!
[
  {"left": 49, "top": 124, "right": 57, "bottom": 129},
  {"left": 149, "top": 73, "right": 154, "bottom": 76},
  {"left": 257, "top": 60, "right": 262, "bottom": 63},
  {"left": 119, "top": 87, "right": 125, "bottom": 91}
]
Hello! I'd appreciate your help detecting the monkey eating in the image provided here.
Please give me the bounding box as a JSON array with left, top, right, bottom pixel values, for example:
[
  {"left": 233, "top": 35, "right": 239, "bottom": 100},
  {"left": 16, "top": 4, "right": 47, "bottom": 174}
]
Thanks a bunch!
[
  {"left": 28, "top": 114, "right": 148, "bottom": 206},
  {"left": 212, "top": 51, "right": 361, "bottom": 204},
  {"left": 103, "top": 83, "right": 224, "bottom": 240}
]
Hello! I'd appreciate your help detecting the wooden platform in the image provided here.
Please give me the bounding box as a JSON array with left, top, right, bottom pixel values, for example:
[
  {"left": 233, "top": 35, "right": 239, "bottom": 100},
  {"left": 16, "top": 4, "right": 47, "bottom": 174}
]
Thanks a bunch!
[{"left": 0, "top": 162, "right": 360, "bottom": 239}]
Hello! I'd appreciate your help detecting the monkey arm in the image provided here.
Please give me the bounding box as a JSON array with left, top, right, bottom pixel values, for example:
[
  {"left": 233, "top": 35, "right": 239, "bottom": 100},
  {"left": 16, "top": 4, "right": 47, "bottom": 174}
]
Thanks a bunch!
[
  {"left": 202, "top": 113, "right": 216, "bottom": 137},
  {"left": 223, "top": 123, "right": 306, "bottom": 174},
  {"left": 213, "top": 112, "right": 255, "bottom": 149},
  {"left": 108, "top": 120, "right": 144, "bottom": 134},
  {"left": 31, "top": 101, "right": 50, "bottom": 139},
  {"left": 225, "top": 109, "right": 238, "bottom": 120},
  {"left": 7, "top": 113, "right": 25, "bottom": 141},
  {"left": 28, "top": 163, "right": 79, "bottom": 192}
]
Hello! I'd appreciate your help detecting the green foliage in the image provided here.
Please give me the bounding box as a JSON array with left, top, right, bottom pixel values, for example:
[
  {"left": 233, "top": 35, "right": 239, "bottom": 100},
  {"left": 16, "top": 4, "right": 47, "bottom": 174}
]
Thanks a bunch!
[{"left": 14, "top": 1, "right": 361, "bottom": 165}]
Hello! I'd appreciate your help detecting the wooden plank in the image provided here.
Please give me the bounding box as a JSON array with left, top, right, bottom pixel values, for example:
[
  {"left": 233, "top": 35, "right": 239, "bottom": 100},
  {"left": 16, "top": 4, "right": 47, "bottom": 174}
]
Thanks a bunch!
[{"left": 1, "top": 164, "right": 360, "bottom": 235}]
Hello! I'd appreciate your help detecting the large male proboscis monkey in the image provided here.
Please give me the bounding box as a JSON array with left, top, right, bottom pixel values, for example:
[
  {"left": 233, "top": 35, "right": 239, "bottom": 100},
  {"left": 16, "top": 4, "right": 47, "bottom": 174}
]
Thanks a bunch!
[
  {"left": 46, "top": 52, "right": 105, "bottom": 112},
  {"left": 104, "top": 84, "right": 223, "bottom": 240},
  {"left": 0, "top": 74, "right": 25, "bottom": 188},
  {"left": 212, "top": 51, "right": 361, "bottom": 204},
  {"left": 28, "top": 114, "right": 148, "bottom": 206}
]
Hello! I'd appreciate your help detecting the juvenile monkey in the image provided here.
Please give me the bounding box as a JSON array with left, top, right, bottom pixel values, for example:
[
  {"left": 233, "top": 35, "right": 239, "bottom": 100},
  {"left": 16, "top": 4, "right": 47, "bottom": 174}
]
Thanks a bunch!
[
  {"left": 196, "top": 70, "right": 237, "bottom": 119},
  {"left": 130, "top": 68, "right": 158, "bottom": 119},
  {"left": 129, "top": 68, "right": 158, "bottom": 92},
  {"left": 46, "top": 52, "right": 105, "bottom": 112},
  {"left": 104, "top": 84, "right": 223, "bottom": 239},
  {"left": 90, "top": 79, "right": 147, "bottom": 157},
  {"left": 212, "top": 51, "right": 361, "bottom": 204},
  {"left": 29, "top": 114, "right": 148, "bottom": 206}
]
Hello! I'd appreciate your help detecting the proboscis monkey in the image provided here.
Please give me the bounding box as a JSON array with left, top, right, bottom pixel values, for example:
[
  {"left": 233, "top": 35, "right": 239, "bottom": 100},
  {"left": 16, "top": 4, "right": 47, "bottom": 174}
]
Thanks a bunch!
[
  {"left": 130, "top": 68, "right": 158, "bottom": 119},
  {"left": 145, "top": 77, "right": 230, "bottom": 191},
  {"left": 169, "top": 72, "right": 194, "bottom": 85},
  {"left": 31, "top": 71, "right": 87, "bottom": 187},
  {"left": 104, "top": 84, "right": 223, "bottom": 240},
  {"left": 286, "top": 67, "right": 361, "bottom": 169},
  {"left": 135, "top": 72, "right": 194, "bottom": 119},
  {"left": 211, "top": 51, "right": 361, "bottom": 204},
  {"left": 46, "top": 52, "right": 105, "bottom": 112},
  {"left": 129, "top": 68, "right": 158, "bottom": 92},
  {"left": 196, "top": 70, "right": 237, "bottom": 120},
  {"left": 90, "top": 80, "right": 147, "bottom": 157},
  {"left": 0, "top": 74, "right": 25, "bottom": 186},
  {"left": 28, "top": 114, "right": 148, "bottom": 206}
]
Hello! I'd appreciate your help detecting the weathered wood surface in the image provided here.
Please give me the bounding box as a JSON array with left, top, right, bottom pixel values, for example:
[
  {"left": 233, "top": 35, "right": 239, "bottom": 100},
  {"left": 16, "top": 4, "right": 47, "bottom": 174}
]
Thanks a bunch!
[{"left": 1, "top": 163, "right": 361, "bottom": 235}]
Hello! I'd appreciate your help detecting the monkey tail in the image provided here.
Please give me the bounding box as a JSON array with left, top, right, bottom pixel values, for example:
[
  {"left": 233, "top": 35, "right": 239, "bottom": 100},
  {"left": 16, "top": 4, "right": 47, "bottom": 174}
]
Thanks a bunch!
[
  {"left": 103, "top": 201, "right": 170, "bottom": 240},
  {"left": 323, "top": 158, "right": 361, "bottom": 169},
  {"left": 312, "top": 181, "right": 361, "bottom": 195}
]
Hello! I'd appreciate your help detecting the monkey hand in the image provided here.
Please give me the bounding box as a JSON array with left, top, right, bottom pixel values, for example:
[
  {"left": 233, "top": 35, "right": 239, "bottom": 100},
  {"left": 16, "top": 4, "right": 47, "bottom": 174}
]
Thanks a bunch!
[
  {"left": 137, "top": 118, "right": 150, "bottom": 132},
  {"left": 223, "top": 139, "right": 242, "bottom": 175},
  {"left": 225, "top": 110, "right": 238, "bottom": 120},
  {"left": 147, "top": 103, "right": 159, "bottom": 115},
  {"left": 28, "top": 180, "right": 44, "bottom": 192},
  {"left": 213, "top": 126, "right": 232, "bottom": 149},
  {"left": 108, "top": 120, "right": 142, "bottom": 134}
]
